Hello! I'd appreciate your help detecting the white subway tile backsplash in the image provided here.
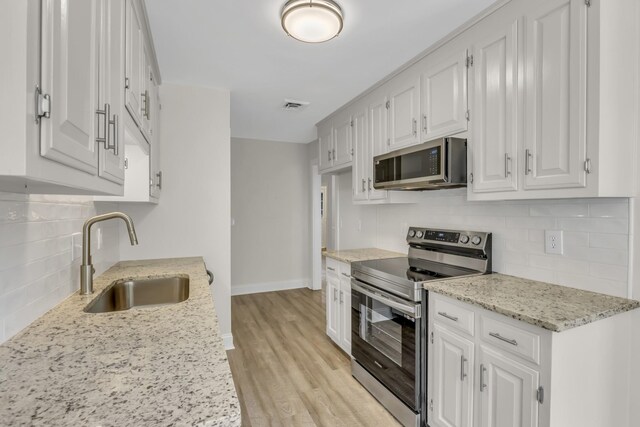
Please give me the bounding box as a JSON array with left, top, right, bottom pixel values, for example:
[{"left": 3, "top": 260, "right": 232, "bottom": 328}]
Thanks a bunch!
[
  {"left": 336, "top": 173, "right": 631, "bottom": 299},
  {"left": 0, "top": 194, "right": 119, "bottom": 345}
]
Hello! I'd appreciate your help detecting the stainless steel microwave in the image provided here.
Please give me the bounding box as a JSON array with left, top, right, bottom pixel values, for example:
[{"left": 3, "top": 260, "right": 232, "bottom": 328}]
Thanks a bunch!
[{"left": 373, "top": 137, "right": 467, "bottom": 190}]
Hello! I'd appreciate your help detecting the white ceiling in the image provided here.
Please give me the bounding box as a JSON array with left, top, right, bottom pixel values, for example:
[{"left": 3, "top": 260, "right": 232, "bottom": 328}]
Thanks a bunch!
[{"left": 145, "top": 0, "right": 498, "bottom": 143}]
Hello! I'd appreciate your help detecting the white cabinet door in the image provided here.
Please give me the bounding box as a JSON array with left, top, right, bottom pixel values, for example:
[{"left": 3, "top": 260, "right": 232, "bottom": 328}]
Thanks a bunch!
[
  {"left": 388, "top": 74, "right": 420, "bottom": 149},
  {"left": 479, "top": 346, "right": 539, "bottom": 427},
  {"left": 470, "top": 20, "right": 519, "bottom": 193},
  {"left": 98, "top": 0, "right": 125, "bottom": 184},
  {"left": 318, "top": 124, "right": 333, "bottom": 171},
  {"left": 523, "top": 0, "right": 587, "bottom": 190},
  {"left": 432, "top": 324, "right": 474, "bottom": 427},
  {"left": 352, "top": 108, "right": 369, "bottom": 201},
  {"left": 333, "top": 114, "right": 352, "bottom": 167},
  {"left": 40, "top": 0, "right": 100, "bottom": 174},
  {"left": 326, "top": 277, "right": 340, "bottom": 342},
  {"left": 368, "top": 96, "right": 388, "bottom": 200},
  {"left": 339, "top": 274, "right": 352, "bottom": 354},
  {"left": 125, "top": 0, "right": 143, "bottom": 126},
  {"left": 421, "top": 50, "right": 468, "bottom": 141}
]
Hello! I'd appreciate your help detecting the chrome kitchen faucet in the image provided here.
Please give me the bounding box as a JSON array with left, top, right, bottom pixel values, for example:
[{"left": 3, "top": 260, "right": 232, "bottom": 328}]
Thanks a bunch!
[{"left": 80, "top": 212, "right": 138, "bottom": 295}]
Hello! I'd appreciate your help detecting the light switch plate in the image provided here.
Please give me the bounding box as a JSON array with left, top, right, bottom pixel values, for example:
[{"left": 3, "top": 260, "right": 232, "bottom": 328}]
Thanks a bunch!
[{"left": 545, "top": 230, "right": 563, "bottom": 255}]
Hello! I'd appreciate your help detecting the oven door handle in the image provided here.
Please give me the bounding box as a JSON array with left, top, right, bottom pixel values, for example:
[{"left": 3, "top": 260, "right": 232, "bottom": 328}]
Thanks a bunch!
[{"left": 351, "top": 280, "right": 420, "bottom": 318}]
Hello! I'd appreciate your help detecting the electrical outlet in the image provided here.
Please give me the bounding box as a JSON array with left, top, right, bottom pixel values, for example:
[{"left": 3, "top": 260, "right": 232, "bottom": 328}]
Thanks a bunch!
[{"left": 545, "top": 230, "right": 563, "bottom": 255}]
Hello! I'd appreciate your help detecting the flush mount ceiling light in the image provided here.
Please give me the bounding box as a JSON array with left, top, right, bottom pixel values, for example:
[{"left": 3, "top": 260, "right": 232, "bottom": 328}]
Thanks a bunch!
[{"left": 281, "top": 0, "right": 344, "bottom": 43}]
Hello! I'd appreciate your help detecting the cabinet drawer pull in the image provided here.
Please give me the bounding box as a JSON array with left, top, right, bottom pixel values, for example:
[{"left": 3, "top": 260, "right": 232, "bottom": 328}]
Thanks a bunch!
[
  {"left": 368, "top": 177, "right": 372, "bottom": 191},
  {"left": 505, "top": 153, "right": 511, "bottom": 177},
  {"left": 341, "top": 272, "right": 351, "bottom": 278},
  {"left": 422, "top": 114, "right": 427, "bottom": 132},
  {"left": 489, "top": 332, "right": 518, "bottom": 346},
  {"left": 438, "top": 311, "right": 459, "bottom": 322},
  {"left": 480, "top": 364, "right": 487, "bottom": 391},
  {"left": 327, "top": 267, "right": 336, "bottom": 271},
  {"left": 362, "top": 178, "right": 366, "bottom": 192},
  {"left": 525, "top": 149, "right": 533, "bottom": 175},
  {"left": 412, "top": 118, "right": 417, "bottom": 136}
]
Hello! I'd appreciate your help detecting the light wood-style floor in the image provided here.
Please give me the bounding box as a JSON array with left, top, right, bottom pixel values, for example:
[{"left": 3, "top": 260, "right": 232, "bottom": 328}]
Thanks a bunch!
[{"left": 227, "top": 288, "right": 401, "bottom": 427}]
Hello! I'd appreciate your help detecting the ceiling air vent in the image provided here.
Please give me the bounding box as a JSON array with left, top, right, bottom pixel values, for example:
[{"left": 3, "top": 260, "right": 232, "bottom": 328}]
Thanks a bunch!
[{"left": 282, "top": 99, "right": 310, "bottom": 111}]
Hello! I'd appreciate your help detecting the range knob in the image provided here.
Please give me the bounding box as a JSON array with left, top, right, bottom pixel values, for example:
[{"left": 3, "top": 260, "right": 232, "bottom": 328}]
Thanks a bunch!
[
  {"left": 471, "top": 236, "right": 482, "bottom": 246},
  {"left": 408, "top": 229, "right": 416, "bottom": 238},
  {"left": 459, "top": 235, "right": 470, "bottom": 244},
  {"left": 416, "top": 230, "right": 424, "bottom": 238}
]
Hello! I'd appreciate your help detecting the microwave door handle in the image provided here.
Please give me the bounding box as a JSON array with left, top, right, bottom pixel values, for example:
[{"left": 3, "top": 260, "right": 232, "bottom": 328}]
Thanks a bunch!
[{"left": 351, "top": 279, "right": 418, "bottom": 318}]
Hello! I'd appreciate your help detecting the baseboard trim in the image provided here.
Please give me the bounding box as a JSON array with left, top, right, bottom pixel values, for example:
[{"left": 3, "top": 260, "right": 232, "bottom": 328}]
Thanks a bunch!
[
  {"left": 221, "top": 333, "right": 234, "bottom": 350},
  {"left": 231, "top": 279, "right": 309, "bottom": 296}
]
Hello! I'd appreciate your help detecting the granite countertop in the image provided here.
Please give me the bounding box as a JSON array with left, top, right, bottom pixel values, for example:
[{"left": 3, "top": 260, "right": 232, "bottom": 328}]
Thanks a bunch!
[
  {"left": 0, "top": 257, "right": 240, "bottom": 427},
  {"left": 323, "top": 248, "right": 406, "bottom": 264},
  {"left": 424, "top": 273, "right": 640, "bottom": 332}
]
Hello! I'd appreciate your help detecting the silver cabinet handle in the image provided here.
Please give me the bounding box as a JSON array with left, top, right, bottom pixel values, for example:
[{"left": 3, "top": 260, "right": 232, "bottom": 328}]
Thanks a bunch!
[
  {"left": 368, "top": 178, "right": 372, "bottom": 191},
  {"left": 111, "top": 114, "right": 119, "bottom": 156},
  {"left": 156, "top": 171, "right": 162, "bottom": 190},
  {"left": 489, "top": 332, "right": 518, "bottom": 346},
  {"left": 505, "top": 153, "right": 511, "bottom": 177},
  {"left": 327, "top": 267, "right": 336, "bottom": 271},
  {"left": 362, "top": 179, "right": 366, "bottom": 192},
  {"left": 142, "top": 90, "right": 150, "bottom": 119},
  {"left": 96, "top": 103, "right": 111, "bottom": 148},
  {"left": 469, "top": 172, "right": 474, "bottom": 184},
  {"left": 422, "top": 114, "right": 427, "bottom": 132},
  {"left": 460, "top": 356, "right": 467, "bottom": 381},
  {"left": 480, "top": 364, "right": 487, "bottom": 391},
  {"left": 339, "top": 290, "right": 344, "bottom": 304},
  {"left": 341, "top": 272, "right": 351, "bottom": 278},
  {"left": 438, "top": 311, "right": 459, "bottom": 322},
  {"left": 328, "top": 150, "right": 331, "bottom": 161},
  {"left": 412, "top": 118, "right": 417, "bottom": 136},
  {"left": 525, "top": 149, "right": 532, "bottom": 175},
  {"left": 333, "top": 288, "right": 338, "bottom": 301}
]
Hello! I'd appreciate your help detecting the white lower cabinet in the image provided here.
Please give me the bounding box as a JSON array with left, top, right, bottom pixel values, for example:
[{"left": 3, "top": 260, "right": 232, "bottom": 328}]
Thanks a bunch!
[
  {"left": 325, "top": 258, "right": 351, "bottom": 355},
  {"left": 431, "top": 324, "right": 474, "bottom": 427}
]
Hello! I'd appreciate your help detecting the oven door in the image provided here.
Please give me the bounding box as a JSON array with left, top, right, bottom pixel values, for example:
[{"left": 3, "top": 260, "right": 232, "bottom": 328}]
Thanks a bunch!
[{"left": 351, "top": 279, "right": 421, "bottom": 411}]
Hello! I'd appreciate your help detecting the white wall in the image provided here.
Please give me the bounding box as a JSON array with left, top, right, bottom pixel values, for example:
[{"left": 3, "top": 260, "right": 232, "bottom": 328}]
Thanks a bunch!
[
  {"left": 335, "top": 171, "right": 631, "bottom": 298},
  {"left": 230, "top": 137, "right": 310, "bottom": 295},
  {"left": 0, "top": 193, "right": 119, "bottom": 344},
  {"left": 119, "top": 84, "right": 233, "bottom": 348}
]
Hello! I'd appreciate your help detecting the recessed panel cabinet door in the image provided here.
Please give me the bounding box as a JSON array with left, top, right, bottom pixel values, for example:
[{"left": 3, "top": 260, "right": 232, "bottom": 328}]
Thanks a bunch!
[
  {"left": 389, "top": 74, "right": 420, "bottom": 149},
  {"left": 326, "top": 279, "right": 340, "bottom": 342},
  {"left": 98, "top": 0, "right": 125, "bottom": 184},
  {"left": 333, "top": 115, "right": 352, "bottom": 167},
  {"left": 318, "top": 125, "right": 333, "bottom": 171},
  {"left": 125, "top": 0, "right": 143, "bottom": 126},
  {"left": 368, "top": 96, "right": 388, "bottom": 200},
  {"left": 432, "top": 325, "right": 474, "bottom": 427},
  {"left": 352, "top": 109, "right": 368, "bottom": 201},
  {"left": 40, "top": 0, "right": 100, "bottom": 174},
  {"left": 479, "top": 346, "right": 539, "bottom": 427},
  {"left": 421, "top": 50, "right": 468, "bottom": 141},
  {"left": 470, "top": 20, "right": 519, "bottom": 193},
  {"left": 339, "top": 276, "right": 352, "bottom": 354},
  {"left": 523, "top": 0, "right": 587, "bottom": 190}
]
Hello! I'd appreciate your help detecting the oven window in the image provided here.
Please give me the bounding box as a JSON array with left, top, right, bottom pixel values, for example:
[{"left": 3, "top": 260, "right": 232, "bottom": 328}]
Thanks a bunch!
[{"left": 360, "top": 299, "right": 413, "bottom": 367}]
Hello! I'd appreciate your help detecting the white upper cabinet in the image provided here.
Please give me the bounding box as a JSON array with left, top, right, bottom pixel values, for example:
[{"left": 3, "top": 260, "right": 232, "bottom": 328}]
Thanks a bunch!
[
  {"left": 125, "top": 0, "right": 144, "bottom": 127},
  {"left": 469, "top": 19, "right": 519, "bottom": 193},
  {"left": 523, "top": 0, "right": 587, "bottom": 190},
  {"left": 352, "top": 106, "right": 369, "bottom": 202},
  {"left": 98, "top": 0, "right": 126, "bottom": 185},
  {"left": 421, "top": 49, "right": 468, "bottom": 141},
  {"left": 367, "top": 94, "right": 389, "bottom": 201},
  {"left": 333, "top": 111, "right": 353, "bottom": 167},
  {"left": 40, "top": 0, "right": 101, "bottom": 175},
  {"left": 318, "top": 122, "right": 333, "bottom": 171},
  {"left": 388, "top": 71, "right": 421, "bottom": 149}
]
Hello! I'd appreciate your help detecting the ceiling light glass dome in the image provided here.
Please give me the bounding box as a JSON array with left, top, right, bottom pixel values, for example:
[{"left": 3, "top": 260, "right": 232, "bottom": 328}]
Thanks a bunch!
[{"left": 281, "top": 0, "right": 344, "bottom": 43}]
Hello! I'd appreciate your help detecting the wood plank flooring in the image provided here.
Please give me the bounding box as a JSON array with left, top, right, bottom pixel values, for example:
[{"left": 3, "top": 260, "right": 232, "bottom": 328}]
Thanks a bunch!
[{"left": 227, "top": 288, "right": 401, "bottom": 427}]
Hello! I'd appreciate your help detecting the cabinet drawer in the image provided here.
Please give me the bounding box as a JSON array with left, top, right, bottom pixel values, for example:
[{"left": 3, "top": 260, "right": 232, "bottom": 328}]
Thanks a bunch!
[
  {"left": 480, "top": 316, "right": 540, "bottom": 365},
  {"left": 326, "top": 258, "right": 341, "bottom": 277},
  {"left": 432, "top": 295, "right": 475, "bottom": 336}
]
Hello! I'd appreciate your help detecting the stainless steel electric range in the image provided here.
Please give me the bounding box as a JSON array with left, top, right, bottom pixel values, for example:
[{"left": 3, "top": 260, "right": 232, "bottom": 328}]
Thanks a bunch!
[{"left": 350, "top": 227, "right": 492, "bottom": 427}]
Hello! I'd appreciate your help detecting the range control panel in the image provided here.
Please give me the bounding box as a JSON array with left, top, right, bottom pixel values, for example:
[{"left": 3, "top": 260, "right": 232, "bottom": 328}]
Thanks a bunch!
[{"left": 406, "top": 227, "right": 490, "bottom": 249}]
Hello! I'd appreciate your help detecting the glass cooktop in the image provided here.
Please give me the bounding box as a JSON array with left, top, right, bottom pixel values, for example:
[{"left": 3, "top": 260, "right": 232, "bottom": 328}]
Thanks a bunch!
[{"left": 353, "top": 256, "right": 476, "bottom": 284}]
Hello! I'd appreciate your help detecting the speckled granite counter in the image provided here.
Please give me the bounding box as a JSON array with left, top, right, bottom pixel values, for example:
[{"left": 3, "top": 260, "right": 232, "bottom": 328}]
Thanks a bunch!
[
  {"left": 323, "top": 248, "right": 405, "bottom": 264},
  {"left": 424, "top": 273, "right": 640, "bottom": 332},
  {"left": 0, "top": 257, "right": 240, "bottom": 427}
]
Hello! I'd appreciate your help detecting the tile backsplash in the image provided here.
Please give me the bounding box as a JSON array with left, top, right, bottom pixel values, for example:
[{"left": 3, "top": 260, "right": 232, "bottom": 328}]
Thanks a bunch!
[
  {"left": 336, "top": 173, "right": 631, "bottom": 298},
  {"left": 0, "top": 193, "right": 119, "bottom": 344}
]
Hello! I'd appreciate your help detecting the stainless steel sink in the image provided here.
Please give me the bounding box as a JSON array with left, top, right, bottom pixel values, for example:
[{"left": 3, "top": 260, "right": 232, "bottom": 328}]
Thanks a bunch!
[{"left": 84, "top": 276, "right": 189, "bottom": 313}]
